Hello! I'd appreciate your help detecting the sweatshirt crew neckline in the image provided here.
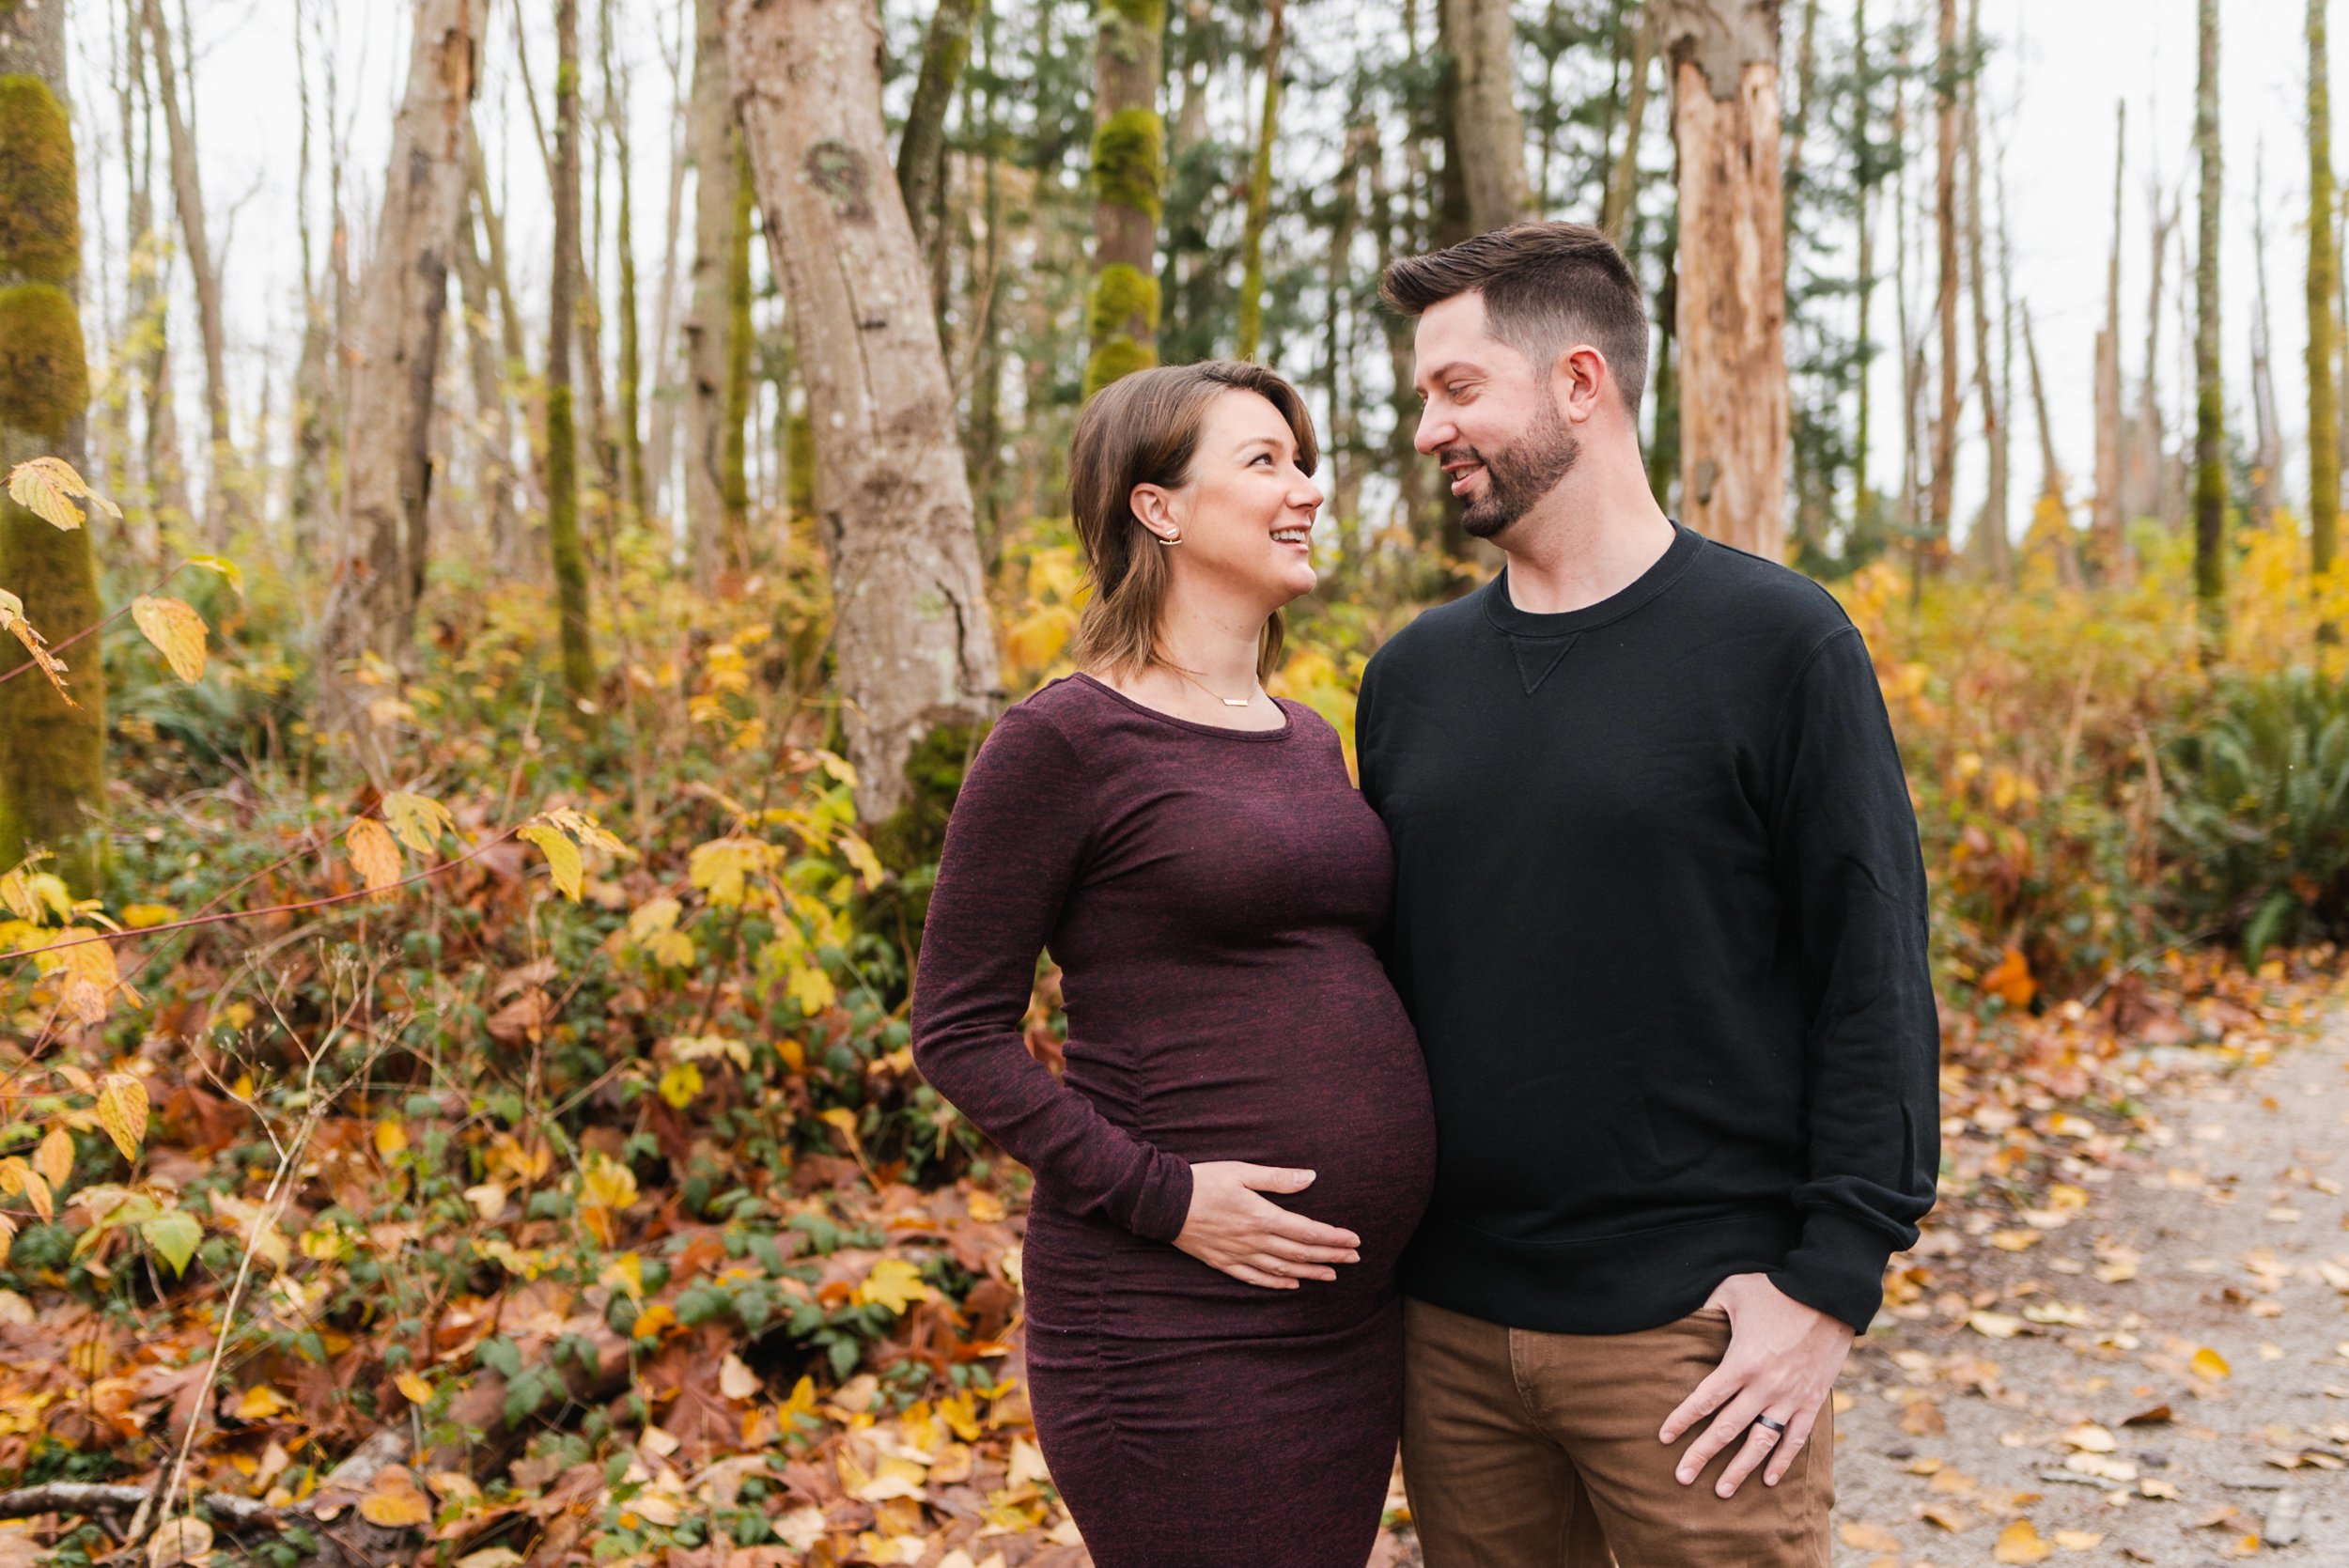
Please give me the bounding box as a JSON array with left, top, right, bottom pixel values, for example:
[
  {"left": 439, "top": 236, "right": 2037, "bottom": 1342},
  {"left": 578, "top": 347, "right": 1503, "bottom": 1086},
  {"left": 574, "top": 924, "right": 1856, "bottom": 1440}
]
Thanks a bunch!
[{"left": 1480, "top": 520, "right": 1705, "bottom": 640}]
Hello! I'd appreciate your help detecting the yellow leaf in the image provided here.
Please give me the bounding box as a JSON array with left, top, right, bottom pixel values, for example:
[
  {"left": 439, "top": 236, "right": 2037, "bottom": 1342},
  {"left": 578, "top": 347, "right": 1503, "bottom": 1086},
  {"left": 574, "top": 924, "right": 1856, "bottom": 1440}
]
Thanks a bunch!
[
  {"left": 95, "top": 1073, "right": 148, "bottom": 1162},
  {"left": 580, "top": 1150, "right": 639, "bottom": 1214},
  {"left": 788, "top": 963, "right": 837, "bottom": 1017},
  {"left": 345, "top": 817, "right": 401, "bottom": 897},
  {"left": 374, "top": 1119, "right": 409, "bottom": 1157},
  {"left": 131, "top": 595, "right": 208, "bottom": 682},
  {"left": 380, "top": 791, "right": 456, "bottom": 854},
  {"left": 8, "top": 456, "right": 118, "bottom": 531},
  {"left": 1839, "top": 1521, "right": 1901, "bottom": 1552},
  {"left": 395, "top": 1371, "right": 434, "bottom": 1405},
  {"left": 0, "top": 1159, "right": 52, "bottom": 1221},
  {"left": 2191, "top": 1346, "right": 2232, "bottom": 1380},
  {"left": 1967, "top": 1310, "right": 2024, "bottom": 1339},
  {"left": 837, "top": 830, "right": 886, "bottom": 891},
  {"left": 461, "top": 1183, "right": 507, "bottom": 1221},
  {"left": 120, "top": 903, "right": 179, "bottom": 928},
  {"left": 182, "top": 552, "right": 243, "bottom": 594},
  {"left": 1993, "top": 1519, "right": 2053, "bottom": 1564},
  {"left": 2053, "top": 1529, "right": 2105, "bottom": 1549},
  {"left": 966, "top": 1189, "right": 1005, "bottom": 1224},
  {"left": 0, "top": 589, "right": 75, "bottom": 706},
  {"left": 357, "top": 1467, "right": 433, "bottom": 1528},
  {"left": 657, "top": 1061, "right": 704, "bottom": 1110},
  {"left": 455, "top": 1550, "right": 524, "bottom": 1568},
  {"left": 853, "top": 1257, "right": 935, "bottom": 1315},
  {"left": 819, "top": 1106, "right": 863, "bottom": 1157},
  {"left": 689, "top": 836, "right": 773, "bottom": 907},
  {"left": 234, "top": 1385, "right": 292, "bottom": 1421},
  {"left": 34, "top": 1125, "right": 73, "bottom": 1192},
  {"left": 145, "top": 1514, "right": 213, "bottom": 1568},
  {"left": 518, "top": 823, "right": 582, "bottom": 901}
]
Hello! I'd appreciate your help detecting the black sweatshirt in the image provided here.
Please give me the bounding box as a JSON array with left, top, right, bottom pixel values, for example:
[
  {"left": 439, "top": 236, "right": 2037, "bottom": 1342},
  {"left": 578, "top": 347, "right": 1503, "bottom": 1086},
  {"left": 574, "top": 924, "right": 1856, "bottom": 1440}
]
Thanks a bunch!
[{"left": 1356, "top": 523, "right": 1938, "bottom": 1335}]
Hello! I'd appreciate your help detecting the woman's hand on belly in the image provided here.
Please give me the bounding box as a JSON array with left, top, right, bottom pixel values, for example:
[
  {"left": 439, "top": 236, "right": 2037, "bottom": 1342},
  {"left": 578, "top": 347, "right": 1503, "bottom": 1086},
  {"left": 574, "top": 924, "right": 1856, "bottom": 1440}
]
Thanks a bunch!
[{"left": 1174, "top": 1162, "right": 1363, "bottom": 1289}]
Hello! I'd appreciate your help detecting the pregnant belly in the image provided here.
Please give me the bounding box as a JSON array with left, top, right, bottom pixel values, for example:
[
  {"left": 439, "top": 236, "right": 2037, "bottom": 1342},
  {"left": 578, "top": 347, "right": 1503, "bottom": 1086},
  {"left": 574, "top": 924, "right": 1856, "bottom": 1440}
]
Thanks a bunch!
[{"left": 1031, "top": 992, "right": 1438, "bottom": 1339}]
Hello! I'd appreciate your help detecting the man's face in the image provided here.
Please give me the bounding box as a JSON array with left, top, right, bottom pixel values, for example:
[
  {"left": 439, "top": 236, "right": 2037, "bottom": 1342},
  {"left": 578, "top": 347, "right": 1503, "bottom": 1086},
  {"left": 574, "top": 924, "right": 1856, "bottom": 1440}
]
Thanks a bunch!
[{"left": 1410, "top": 293, "right": 1580, "bottom": 541}]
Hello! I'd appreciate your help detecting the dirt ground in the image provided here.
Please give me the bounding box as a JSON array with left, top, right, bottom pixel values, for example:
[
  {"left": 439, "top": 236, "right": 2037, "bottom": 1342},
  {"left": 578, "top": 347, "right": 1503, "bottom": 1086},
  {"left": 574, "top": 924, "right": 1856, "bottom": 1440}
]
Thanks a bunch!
[{"left": 1829, "top": 1016, "right": 2349, "bottom": 1564}]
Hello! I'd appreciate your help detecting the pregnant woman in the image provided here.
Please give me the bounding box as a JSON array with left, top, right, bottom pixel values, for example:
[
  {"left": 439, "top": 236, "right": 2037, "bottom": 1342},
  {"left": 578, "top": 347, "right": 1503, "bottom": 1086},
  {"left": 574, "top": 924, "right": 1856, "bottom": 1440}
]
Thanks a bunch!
[{"left": 911, "top": 362, "right": 1437, "bottom": 1567}]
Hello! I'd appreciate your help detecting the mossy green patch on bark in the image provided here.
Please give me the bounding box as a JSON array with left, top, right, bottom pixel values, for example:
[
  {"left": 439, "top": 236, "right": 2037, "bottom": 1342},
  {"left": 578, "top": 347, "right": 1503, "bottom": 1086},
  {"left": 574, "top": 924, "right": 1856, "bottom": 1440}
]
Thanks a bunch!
[
  {"left": 0, "top": 282, "right": 87, "bottom": 440},
  {"left": 0, "top": 75, "right": 80, "bottom": 287},
  {"left": 1086, "top": 262, "right": 1160, "bottom": 345},
  {"left": 1090, "top": 107, "right": 1163, "bottom": 220},
  {"left": 861, "top": 716, "right": 989, "bottom": 944},
  {"left": 545, "top": 381, "right": 597, "bottom": 698},
  {"left": 1083, "top": 336, "right": 1157, "bottom": 399},
  {"left": 0, "top": 490, "right": 106, "bottom": 893}
]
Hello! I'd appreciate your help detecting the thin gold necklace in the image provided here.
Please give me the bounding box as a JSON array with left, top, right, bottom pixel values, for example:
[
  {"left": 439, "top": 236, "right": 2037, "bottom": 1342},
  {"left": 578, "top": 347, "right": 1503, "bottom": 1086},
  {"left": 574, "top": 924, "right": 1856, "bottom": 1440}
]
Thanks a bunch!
[{"left": 1172, "top": 665, "right": 1256, "bottom": 708}]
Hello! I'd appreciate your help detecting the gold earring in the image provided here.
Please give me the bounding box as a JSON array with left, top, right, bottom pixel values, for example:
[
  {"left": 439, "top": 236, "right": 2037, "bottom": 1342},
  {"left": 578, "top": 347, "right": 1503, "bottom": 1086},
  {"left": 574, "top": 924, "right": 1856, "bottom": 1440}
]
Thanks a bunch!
[{"left": 1158, "top": 530, "right": 1182, "bottom": 546}]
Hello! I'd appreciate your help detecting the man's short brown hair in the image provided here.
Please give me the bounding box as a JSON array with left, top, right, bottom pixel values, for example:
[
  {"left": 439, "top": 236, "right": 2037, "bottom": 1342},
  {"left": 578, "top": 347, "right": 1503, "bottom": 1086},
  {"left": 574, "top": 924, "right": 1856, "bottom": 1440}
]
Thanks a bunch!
[{"left": 1380, "top": 222, "right": 1649, "bottom": 419}]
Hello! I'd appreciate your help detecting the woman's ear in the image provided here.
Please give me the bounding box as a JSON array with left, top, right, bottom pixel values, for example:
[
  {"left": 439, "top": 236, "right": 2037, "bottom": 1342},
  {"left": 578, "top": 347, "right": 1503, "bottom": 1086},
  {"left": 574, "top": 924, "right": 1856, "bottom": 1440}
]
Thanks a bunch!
[{"left": 1130, "top": 482, "right": 1181, "bottom": 544}]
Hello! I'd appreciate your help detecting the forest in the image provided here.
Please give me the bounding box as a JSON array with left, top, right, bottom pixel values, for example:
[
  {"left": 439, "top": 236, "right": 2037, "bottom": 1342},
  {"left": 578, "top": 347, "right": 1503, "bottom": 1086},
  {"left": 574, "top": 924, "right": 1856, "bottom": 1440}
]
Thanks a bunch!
[{"left": 3, "top": 0, "right": 2348, "bottom": 1564}]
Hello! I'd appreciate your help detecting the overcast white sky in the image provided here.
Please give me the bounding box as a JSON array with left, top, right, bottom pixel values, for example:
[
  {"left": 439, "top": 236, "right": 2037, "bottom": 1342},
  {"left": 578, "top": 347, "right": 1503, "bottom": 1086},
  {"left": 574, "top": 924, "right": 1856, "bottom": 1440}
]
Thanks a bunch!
[{"left": 58, "top": 0, "right": 2333, "bottom": 538}]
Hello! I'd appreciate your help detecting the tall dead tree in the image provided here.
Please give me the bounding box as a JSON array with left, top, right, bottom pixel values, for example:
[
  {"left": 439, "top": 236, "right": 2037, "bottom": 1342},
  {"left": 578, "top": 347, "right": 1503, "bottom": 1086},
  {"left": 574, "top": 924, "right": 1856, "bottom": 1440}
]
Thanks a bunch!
[
  {"left": 2091, "top": 100, "right": 2126, "bottom": 580},
  {"left": 138, "top": 0, "right": 231, "bottom": 529},
  {"left": 2191, "top": 0, "right": 2223, "bottom": 644},
  {"left": 682, "top": 0, "right": 737, "bottom": 584},
  {"left": 548, "top": 0, "right": 596, "bottom": 699},
  {"left": 0, "top": 0, "right": 108, "bottom": 892},
  {"left": 1439, "top": 0, "right": 1530, "bottom": 233},
  {"left": 602, "top": 0, "right": 647, "bottom": 526},
  {"left": 724, "top": 0, "right": 1001, "bottom": 823},
  {"left": 1960, "top": 0, "right": 2005, "bottom": 582},
  {"left": 1657, "top": 0, "right": 1787, "bottom": 559},
  {"left": 1926, "top": 0, "right": 1957, "bottom": 562},
  {"left": 2311, "top": 0, "right": 2340, "bottom": 589},
  {"left": 1600, "top": 5, "right": 1655, "bottom": 247},
  {"left": 318, "top": 0, "right": 481, "bottom": 765},
  {"left": 2248, "top": 147, "right": 2281, "bottom": 525}
]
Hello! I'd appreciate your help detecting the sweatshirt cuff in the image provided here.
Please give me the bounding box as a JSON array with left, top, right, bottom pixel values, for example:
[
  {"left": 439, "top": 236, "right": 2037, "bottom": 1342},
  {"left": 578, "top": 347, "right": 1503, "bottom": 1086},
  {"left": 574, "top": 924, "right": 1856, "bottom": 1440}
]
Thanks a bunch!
[
  {"left": 1122, "top": 1151, "right": 1194, "bottom": 1244},
  {"left": 1769, "top": 1208, "right": 1904, "bottom": 1332}
]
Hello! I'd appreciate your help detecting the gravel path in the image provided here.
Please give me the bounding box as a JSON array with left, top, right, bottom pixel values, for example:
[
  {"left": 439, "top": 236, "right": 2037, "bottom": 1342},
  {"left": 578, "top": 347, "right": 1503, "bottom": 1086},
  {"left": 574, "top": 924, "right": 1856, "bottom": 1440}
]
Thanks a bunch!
[{"left": 1832, "top": 1014, "right": 2349, "bottom": 1564}]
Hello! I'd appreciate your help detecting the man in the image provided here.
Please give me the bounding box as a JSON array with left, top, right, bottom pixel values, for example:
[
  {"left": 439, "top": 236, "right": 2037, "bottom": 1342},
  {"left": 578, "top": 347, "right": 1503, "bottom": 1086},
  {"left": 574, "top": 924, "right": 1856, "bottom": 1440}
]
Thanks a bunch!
[{"left": 1356, "top": 222, "right": 1939, "bottom": 1567}]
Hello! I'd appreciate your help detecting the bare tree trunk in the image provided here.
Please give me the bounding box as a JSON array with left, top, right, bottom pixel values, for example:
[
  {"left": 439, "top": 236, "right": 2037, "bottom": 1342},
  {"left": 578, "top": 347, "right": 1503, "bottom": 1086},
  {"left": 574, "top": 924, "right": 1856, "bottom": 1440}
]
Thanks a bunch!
[
  {"left": 1960, "top": 0, "right": 2005, "bottom": 582},
  {"left": 2021, "top": 303, "right": 2084, "bottom": 590},
  {"left": 1926, "top": 0, "right": 1957, "bottom": 561},
  {"left": 1851, "top": 0, "right": 1874, "bottom": 521},
  {"left": 122, "top": 0, "right": 190, "bottom": 537},
  {"left": 2091, "top": 100, "right": 2126, "bottom": 580},
  {"left": 2125, "top": 176, "right": 2176, "bottom": 528},
  {"left": 1600, "top": 5, "right": 1655, "bottom": 247},
  {"left": 682, "top": 0, "right": 734, "bottom": 585},
  {"left": 2192, "top": 0, "right": 2223, "bottom": 646},
  {"left": 1235, "top": 0, "right": 1284, "bottom": 362},
  {"left": 1084, "top": 0, "right": 1163, "bottom": 396},
  {"left": 603, "top": 0, "right": 647, "bottom": 527},
  {"left": 2248, "top": 147, "right": 2281, "bottom": 526},
  {"left": 645, "top": 3, "right": 689, "bottom": 521},
  {"left": 2311, "top": 0, "right": 2340, "bottom": 589},
  {"left": 455, "top": 194, "right": 517, "bottom": 561},
  {"left": 896, "top": 0, "right": 978, "bottom": 274},
  {"left": 139, "top": 0, "right": 231, "bottom": 532},
  {"left": 548, "top": 0, "right": 596, "bottom": 699},
  {"left": 1439, "top": 0, "right": 1529, "bottom": 232},
  {"left": 725, "top": 0, "right": 1001, "bottom": 823},
  {"left": 0, "top": 0, "right": 108, "bottom": 893},
  {"left": 1657, "top": 0, "right": 1787, "bottom": 560},
  {"left": 317, "top": 0, "right": 479, "bottom": 771}
]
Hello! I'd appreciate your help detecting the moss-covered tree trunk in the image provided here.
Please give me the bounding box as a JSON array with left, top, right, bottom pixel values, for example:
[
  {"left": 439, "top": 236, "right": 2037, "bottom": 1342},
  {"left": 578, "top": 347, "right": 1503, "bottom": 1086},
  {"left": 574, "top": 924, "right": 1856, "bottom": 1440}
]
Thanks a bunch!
[
  {"left": 1439, "top": 0, "right": 1530, "bottom": 232},
  {"left": 1084, "top": 0, "right": 1162, "bottom": 398},
  {"left": 725, "top": 0, "right": 1001, "bottom": 823},
  {"left": 897, "top": 0, "right": 980, "bottom": 271},
  {"left": 721, "top": 145, "right": 753, "bottom": 573},
  {"left": 2192, "top": 0, "right": 2224, "bottom": 651},
  {"left": 682, "top": 0, "right": 736, "bottom": 587},
  {"left": 0, "top": 2, "right": 105, "bottom": 893},
  {"left": 2310, "top": 0, "right": 2339, "bottom": 594},
  {"left": 602, "top": 0, "right": 646, "bottom": 527},
  {"left": 547, "top": 0, "right": 596, "bottom": 701},
  {"left": 1234, "top": 0, "right": 1284, "bottom": 363}
]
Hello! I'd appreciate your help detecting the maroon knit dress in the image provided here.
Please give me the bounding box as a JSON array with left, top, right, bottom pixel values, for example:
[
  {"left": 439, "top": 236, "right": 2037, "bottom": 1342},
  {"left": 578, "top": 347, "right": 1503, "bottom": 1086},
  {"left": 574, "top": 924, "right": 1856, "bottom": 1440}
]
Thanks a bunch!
[{"left": 911, "top": 674, "right": 1437, "bottom": 1568}]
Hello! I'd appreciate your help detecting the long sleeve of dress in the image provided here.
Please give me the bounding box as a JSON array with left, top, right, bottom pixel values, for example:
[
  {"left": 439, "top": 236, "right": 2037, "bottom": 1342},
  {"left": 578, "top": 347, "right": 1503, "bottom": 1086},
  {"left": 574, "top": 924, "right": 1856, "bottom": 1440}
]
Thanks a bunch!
[
  {"left": 1763, "top": 627, "right": 1942, "bottom": 1331},
  {"left": 910, "top": 703, "right": 1196, "bottom": 1242}
]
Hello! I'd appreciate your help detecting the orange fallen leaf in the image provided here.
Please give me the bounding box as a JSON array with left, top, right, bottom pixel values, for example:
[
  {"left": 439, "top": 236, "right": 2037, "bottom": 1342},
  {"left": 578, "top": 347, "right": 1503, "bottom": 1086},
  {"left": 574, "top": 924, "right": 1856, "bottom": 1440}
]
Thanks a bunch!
[{"left": 1994, "top": 1518, "right": 2054, "bottom": 1563}]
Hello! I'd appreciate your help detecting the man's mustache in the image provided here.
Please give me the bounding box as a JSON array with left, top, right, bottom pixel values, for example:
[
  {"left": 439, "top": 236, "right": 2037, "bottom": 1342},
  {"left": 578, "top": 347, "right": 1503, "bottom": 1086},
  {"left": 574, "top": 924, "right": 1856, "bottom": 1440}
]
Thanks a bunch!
[{"left": 1438, "top": 444, "right": 1485, "bottom": 469}]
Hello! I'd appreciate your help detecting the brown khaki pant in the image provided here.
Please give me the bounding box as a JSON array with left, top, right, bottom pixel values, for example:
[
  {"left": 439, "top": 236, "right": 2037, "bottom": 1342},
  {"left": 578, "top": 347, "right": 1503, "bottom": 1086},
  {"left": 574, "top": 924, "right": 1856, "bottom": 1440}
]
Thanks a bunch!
[{"left": 1401, "top": 1297, "right": 1833, "bottom": 1568}]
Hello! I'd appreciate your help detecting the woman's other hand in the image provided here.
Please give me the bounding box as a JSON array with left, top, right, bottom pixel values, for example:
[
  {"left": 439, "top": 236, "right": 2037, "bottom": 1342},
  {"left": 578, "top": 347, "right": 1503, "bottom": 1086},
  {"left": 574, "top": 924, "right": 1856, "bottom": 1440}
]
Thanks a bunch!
[{"left": 1173, "top": 1162, "right": 1362, "bottom": 1288}]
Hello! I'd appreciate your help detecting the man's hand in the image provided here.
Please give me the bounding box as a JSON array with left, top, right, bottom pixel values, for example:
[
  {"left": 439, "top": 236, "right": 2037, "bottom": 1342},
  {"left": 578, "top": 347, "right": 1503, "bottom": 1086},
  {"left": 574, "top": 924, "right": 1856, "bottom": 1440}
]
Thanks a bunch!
[
  {"left": 1172, "top": 1162, "right": 1361, "bottom": 1289},
  {"left": 1657, "top": 1272, "right": 1854, "bottom": 1497}
]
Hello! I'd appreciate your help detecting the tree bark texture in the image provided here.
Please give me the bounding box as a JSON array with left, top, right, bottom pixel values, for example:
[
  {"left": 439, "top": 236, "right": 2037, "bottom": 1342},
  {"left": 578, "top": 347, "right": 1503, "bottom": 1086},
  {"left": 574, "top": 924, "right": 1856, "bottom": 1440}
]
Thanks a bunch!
[
  {"left": 1234, "top": 0, "right": 1284, "bottom": 363},
  {"left": 1439, "top": 0, "right": 1530, "bottom": 232},
  {"left": 2091, "top": 100, "right": 2126, "bottom": 580},
  {"left": 1657, "top": 0, "right": 1786, "bottom": 560},
  {"left": 1927, "top": 0, "right": 1957, "bottom": 558},
  {"left": 2192, "top": 0, "right": 2223, "bottom": 638},
  {"left": 2311, "top": 0, "right": 2340, "bottom": 583},
  {"left": 724, "top": 0, "right": 1002, "bottom": 823},
  {"left": 683, "top": 0, "right": 736, "bottom": 586},
  {"left": 548, "top": 0, "right": 596, "bottom": 700},
  {"left": 0, "top": 0, "right": 106, "bottom": 893},
  {"left": 603, "top": 0, "right": 646, "bottom": 526},
  {"left": 896, "top": 0, "right": 978, "bottom": 267},
  {"left": 1961, "top": 0, "right": 2005, "bottom": 582},
  {"left": 1600, "top": 5, "right": 1655, "bottom": 247},
  {"left": 2249, "top": 151, "right": 2281, "bottom": 525},
  {"left": 319, "top": 0, "right": 479, "bottom": 740},
  {"left": 1085, "top": 0, "right": 1163, "bottom": 396}
]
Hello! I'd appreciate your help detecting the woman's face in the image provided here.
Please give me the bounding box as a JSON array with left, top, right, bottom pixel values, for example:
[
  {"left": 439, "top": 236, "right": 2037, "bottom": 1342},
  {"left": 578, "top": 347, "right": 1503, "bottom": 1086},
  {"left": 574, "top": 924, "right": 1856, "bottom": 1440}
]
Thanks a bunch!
[{"left": 1138, "top": 390, "right": 1324, "bottom": 609}]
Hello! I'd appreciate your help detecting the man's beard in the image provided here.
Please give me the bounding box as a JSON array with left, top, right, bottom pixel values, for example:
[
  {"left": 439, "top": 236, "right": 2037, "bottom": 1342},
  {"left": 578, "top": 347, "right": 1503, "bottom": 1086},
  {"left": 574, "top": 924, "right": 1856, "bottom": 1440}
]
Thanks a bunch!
[{"left": 1443, "top": 390, "right": 1581, "bottom": 540}]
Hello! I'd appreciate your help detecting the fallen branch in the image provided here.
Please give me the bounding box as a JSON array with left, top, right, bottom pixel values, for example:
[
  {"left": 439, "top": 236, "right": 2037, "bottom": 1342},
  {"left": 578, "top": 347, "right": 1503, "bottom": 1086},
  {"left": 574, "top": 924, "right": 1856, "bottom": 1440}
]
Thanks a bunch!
[{"left": 0, "top": 1483, "right": 279, "bottom": 1531}]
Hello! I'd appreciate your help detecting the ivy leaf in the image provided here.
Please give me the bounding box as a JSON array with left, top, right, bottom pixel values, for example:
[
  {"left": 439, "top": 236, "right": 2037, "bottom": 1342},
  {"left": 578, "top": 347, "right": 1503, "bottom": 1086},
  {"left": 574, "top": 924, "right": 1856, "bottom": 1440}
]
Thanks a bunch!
[
  {"left": 131, "top": 595, "right": 208, "bottom": 682},
  {"left": 140, "top": 1209, "right": 202, "bottom": 1276},
  {"left": 345, "top": 817, "right": 402, "bottom": 897}
]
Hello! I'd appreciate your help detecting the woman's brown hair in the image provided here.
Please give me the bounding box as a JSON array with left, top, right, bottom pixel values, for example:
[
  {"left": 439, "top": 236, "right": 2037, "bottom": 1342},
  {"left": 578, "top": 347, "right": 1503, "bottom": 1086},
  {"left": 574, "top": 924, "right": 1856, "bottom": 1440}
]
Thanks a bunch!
[{"left": 1067, "top": 361, "right": 1319, "bottom": 683}]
